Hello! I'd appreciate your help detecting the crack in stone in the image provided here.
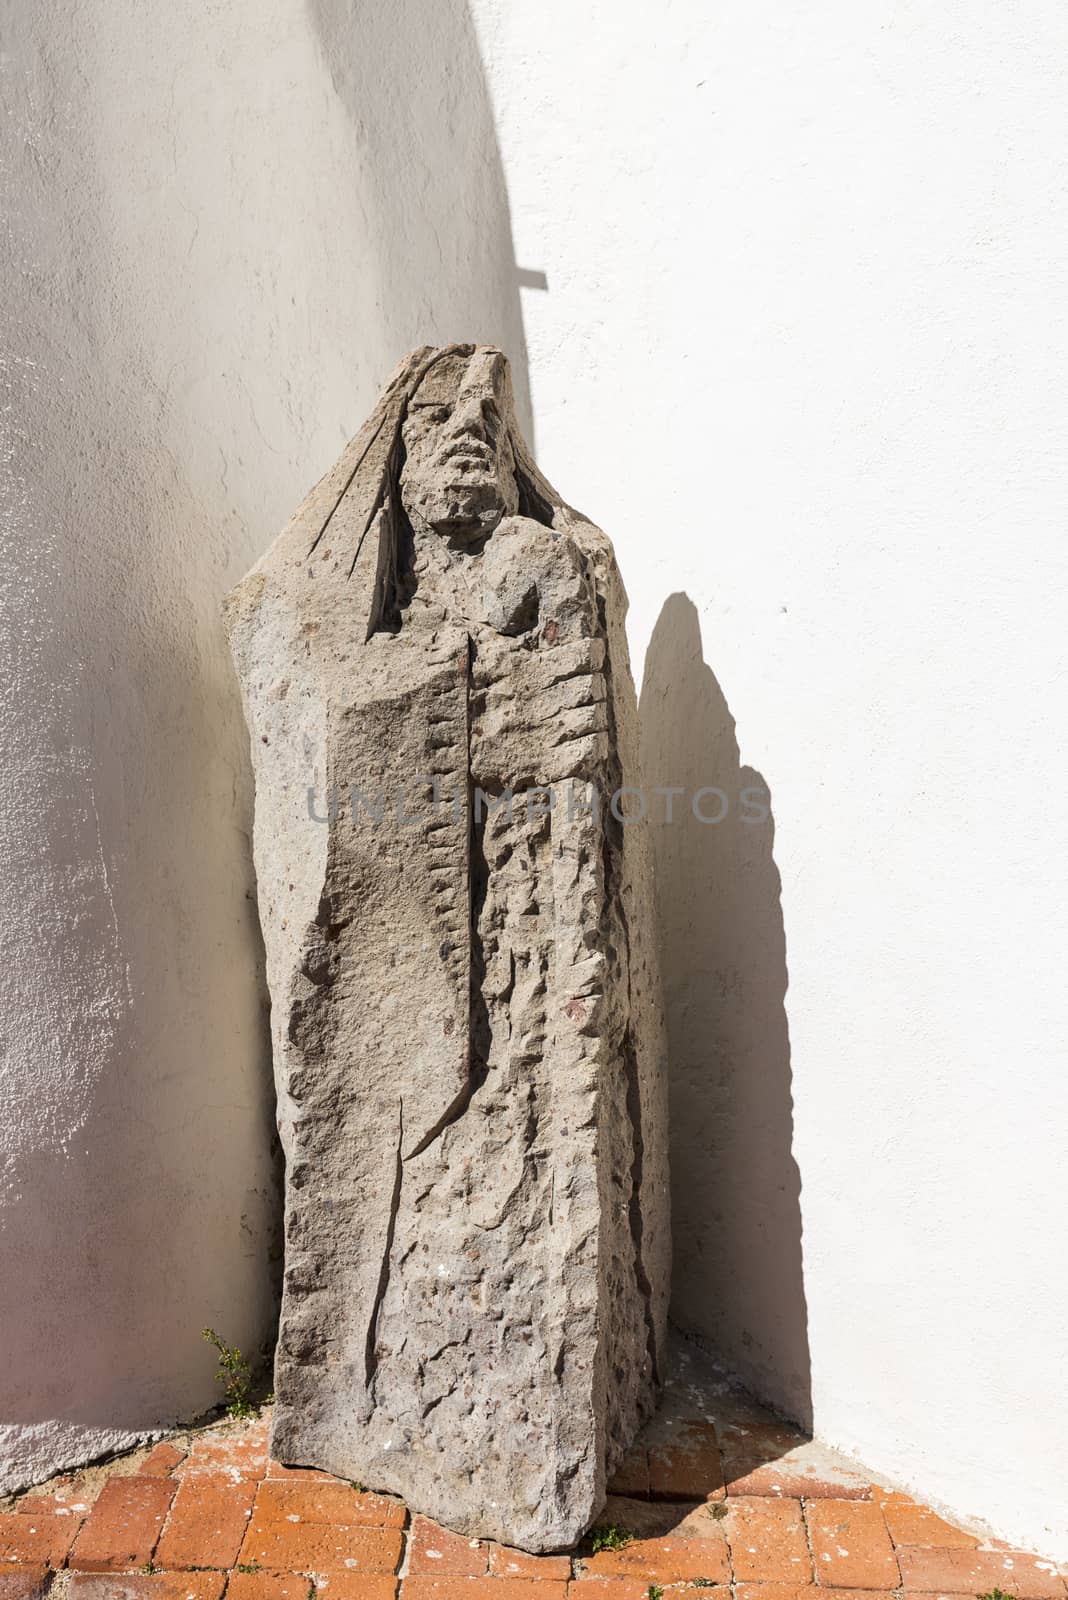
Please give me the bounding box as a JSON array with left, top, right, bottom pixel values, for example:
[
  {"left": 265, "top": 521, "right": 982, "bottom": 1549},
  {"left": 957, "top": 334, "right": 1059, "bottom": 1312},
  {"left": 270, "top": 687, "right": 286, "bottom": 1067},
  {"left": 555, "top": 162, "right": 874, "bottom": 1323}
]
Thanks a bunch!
[{"left": 365, "top": 1099, "right": 405, "bottom": 1393}]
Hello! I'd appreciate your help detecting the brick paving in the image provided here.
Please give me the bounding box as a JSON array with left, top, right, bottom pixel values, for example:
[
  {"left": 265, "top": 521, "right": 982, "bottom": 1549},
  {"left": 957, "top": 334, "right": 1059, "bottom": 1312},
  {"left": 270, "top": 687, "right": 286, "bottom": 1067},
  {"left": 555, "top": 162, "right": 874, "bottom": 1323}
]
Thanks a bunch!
[{"left": 2, "top": 1348, "right": 1064, "bottom": 1600}]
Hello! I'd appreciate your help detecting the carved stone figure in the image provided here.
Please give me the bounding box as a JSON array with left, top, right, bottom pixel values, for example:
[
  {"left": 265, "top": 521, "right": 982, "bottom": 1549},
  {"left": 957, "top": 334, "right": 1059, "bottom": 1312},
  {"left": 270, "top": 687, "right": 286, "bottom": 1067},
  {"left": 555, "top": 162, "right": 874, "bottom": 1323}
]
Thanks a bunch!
[{"left": 225, "top": 345, "right": 669, "bottom": 1551}]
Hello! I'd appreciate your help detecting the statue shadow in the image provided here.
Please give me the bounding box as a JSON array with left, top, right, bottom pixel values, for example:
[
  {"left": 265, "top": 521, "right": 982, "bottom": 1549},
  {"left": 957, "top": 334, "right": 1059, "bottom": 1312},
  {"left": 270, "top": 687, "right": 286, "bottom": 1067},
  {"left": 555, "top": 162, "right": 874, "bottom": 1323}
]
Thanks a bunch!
[{"left": 639, "top": 594, "right": 812, "bottom": 1429}]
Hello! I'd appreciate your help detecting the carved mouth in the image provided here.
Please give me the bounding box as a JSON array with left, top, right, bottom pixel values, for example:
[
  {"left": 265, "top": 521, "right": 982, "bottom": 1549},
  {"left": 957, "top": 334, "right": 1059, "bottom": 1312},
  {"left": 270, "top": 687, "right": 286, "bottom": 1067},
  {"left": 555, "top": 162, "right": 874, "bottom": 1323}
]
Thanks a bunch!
[
  {"left": 440, "top": 441, "right": 493, "bottom": 473},
  {"left": 444, "top": 470, "right": 495, "bottom": 494}
]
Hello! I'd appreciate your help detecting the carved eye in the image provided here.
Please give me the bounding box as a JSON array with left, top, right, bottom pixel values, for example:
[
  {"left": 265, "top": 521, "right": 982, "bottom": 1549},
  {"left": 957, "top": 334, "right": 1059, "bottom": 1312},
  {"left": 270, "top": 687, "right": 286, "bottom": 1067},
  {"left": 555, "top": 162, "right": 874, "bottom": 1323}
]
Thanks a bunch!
[{"left": 413, "top": 404, "right": 450, "bottom": 425}]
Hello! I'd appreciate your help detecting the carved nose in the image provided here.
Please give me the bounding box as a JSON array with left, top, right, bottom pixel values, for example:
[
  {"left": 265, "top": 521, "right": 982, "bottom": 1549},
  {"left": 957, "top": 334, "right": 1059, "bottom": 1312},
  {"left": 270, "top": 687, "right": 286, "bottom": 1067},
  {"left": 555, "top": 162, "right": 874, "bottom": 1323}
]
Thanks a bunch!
[{"left": 447, "top": 393, "right": 489, "bottom": 441}]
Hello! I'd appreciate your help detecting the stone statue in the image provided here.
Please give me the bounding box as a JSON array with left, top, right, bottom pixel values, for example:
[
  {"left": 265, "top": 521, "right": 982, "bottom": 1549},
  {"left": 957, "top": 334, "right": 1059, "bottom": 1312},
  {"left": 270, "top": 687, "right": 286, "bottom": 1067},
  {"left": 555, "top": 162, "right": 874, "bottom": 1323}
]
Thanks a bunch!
[{"left": 225, "top": 345, "right": 669, "bottom": 1552}]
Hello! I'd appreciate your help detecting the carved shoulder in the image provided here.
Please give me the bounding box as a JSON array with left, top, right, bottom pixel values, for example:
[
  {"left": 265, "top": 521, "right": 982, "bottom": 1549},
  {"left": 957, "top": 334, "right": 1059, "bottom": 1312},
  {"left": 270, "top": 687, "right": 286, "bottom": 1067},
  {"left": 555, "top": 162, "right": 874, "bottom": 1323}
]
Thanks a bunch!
[{"left": 477, "top": 514, "right": 595, "bottom": 639}]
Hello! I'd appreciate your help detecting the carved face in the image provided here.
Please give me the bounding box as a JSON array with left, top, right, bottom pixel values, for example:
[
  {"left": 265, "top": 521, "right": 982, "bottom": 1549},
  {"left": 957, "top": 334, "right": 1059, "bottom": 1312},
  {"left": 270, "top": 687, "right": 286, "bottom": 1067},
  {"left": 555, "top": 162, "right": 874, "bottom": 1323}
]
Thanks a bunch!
[{"left": 400, "top": 350, "right": 520, "bottom": 543}]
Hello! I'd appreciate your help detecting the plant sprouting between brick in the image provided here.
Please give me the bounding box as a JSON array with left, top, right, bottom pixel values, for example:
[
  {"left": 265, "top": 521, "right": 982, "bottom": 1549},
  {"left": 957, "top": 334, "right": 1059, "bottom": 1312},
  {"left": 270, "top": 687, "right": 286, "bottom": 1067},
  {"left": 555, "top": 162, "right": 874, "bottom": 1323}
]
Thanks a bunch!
[
  {"left": 202, "top": 1327, "right": 256, "bottom": 1419},
  {"left": 591, "top": 1524, "right": 634, "bottom": 1554}
]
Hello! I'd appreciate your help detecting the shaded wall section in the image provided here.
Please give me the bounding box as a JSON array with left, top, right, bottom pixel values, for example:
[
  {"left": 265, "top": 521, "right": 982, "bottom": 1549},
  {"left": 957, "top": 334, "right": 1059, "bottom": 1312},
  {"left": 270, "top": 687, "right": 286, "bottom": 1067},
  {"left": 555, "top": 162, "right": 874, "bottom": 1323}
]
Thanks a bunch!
[
  {"left": 640, "top": 596, "right": 810, "bottom": 1426},
  {"left": 0, "top": 0, "right": 529, "bottom": 1491}
]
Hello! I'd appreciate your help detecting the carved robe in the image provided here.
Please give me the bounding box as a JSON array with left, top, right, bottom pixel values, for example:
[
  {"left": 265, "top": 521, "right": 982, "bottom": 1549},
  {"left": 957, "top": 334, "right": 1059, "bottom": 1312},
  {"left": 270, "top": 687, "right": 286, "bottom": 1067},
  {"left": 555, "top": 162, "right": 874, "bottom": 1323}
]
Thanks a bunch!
[{"left": 226, "top": 346, "right": 669, "bottom": 1551}]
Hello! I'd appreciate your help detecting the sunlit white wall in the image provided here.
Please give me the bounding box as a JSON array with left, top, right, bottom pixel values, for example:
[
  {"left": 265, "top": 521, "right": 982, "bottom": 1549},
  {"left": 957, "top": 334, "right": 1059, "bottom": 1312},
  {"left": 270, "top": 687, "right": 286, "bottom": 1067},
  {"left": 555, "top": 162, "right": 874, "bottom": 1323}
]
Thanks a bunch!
[{"left": 471, "top": 0, "right": 1068, "bottom": 1561}]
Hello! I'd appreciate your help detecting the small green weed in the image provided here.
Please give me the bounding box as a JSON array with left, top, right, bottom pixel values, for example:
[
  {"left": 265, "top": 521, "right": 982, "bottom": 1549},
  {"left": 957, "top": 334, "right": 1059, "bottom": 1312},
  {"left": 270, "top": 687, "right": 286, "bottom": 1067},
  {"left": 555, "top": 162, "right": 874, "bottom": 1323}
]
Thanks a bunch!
[
  {"left": 978, "top": 1592, "right": 1016, "bottom": 1600},
  {"left": 202, "top": 1327, "right": 255, "bottom": 1419},
  {"left": 692, "top": 1580, "right": 718, "bottom": 1588},
  {"left": 591, "top": 1524, "right": 633, "bottom": 1554},
  {"left": 237, "top": 1562, "right": 261, "bottom": 1575},
  {"left": 140, "top": 1562, "right": 158, "bottom": 1575},
  {"left": 649, "top": 1586, "right": 665, "bottom": 1600}
]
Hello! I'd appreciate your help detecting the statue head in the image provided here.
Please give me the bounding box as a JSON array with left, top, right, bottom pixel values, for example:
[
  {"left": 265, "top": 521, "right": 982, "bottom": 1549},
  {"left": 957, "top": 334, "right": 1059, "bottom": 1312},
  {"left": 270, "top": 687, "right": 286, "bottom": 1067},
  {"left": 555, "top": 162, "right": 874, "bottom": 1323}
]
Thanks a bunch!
[
  {"left": 400, "top": 348, "right": 520, "bottom": 544},
  {"left": 302, "top": 344, "right": 581, "bottom": 638}
]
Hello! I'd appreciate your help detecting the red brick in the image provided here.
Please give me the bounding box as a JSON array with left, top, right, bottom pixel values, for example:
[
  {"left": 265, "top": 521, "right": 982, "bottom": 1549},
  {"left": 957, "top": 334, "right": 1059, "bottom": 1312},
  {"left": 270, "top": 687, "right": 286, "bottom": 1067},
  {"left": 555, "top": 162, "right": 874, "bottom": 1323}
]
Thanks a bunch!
[
  {"left": 719, "top": 1423, "right": 803, "bottom": 1491},
  {"left": 408, "top": 1517, "right": 488, "bottom": 1576},
  {"left": 581, "top": 1497, "right": 729, "bottom": 1585},
  {"left": 0, "top": 1569, "right": 50, "bottom": 1600},
  {"left": 875, "top": 1495, "right": 977, "bottom": 1550},
  {"left": 301, "top": 1584, "right": 398, "bottom": 1600},
  {"left": 237, "top": 1513, "right": 403, "bottom": 1573},
  {"left": 68, "top": 1577, "right": 226, "bottom": 1600},
  {"left": 0, "top": 1509, "right": 83, "bottom": 1565},
  {"left": 736, "top": 1587, "right": 898, "bottom": 1600},
  {"left": 14, "top": 1486, "right": 96, "bottom": 1518},
  {"left": 740, "top": 1474, "right": 871, "bottom": 1500},
  {"left": 141, "top": 1445, "right": 187, "bottom": 1478},
  {"left": 254, "top": 1480, "right": 406, "bottom": 1528},
  {"left": 69, "top": 1477, "right": 177, "bottom": 1572},
  {"left": 647, "top": 1422, "right": 725, "bottom": 1501},
  {"left": 489, "top": 1544, "right": 572, "bottom": 1580},
  {"left": 225, "top": 1579, "right": 304, "bottom": 1600},
  {"left": 9, "top": 1495, "right": 75, "bottom": 1516},
  {"left": 154, "top": 1479, "right": 255, "bottom": 1569},
  {"left": 591, "top": 1497, "right": 728, "bottom": 1549},
  {"left": 265, "top": 1459, "right": 336, "bottom": 1481},
  {"left": 581, "top": 1531, "right": 729, "bottom": 1584},
  {"left": 806, "top": 1500, "right": 899, "bottom": 1590},
  {"left": 901, "top": 1587, "right": 1016, "bottom": 1600},
  {"left": 896, "top": 1546, "right": 1066, "bottom": 1597},
  {"left": 606, "top": 1442, "right": 649, "bottom": 1500},
  {"left": 403, "top": 1582, "right": 567, "bottom": 1600},
  {"left": 720, "top": 1426, "right": 870, "bottom": 1501},
  {"left": 566, "top": 1585, "right": 645, "bottom": 1600},
  {"left": 229, "top": 1578, "right": 397, "bottom": 1600},
  {"left": 223, "top": 1580, "right": 291, "bottom": 1600},
  {"left": 568, "top": 1584, "right": 685, "bottom": 1600},
  {"left": 725, "top": 1497, "right": 812, "bottom": 1583},
  {"left": 177, "top": 1419, "right": 269, "bottom": 1483}
]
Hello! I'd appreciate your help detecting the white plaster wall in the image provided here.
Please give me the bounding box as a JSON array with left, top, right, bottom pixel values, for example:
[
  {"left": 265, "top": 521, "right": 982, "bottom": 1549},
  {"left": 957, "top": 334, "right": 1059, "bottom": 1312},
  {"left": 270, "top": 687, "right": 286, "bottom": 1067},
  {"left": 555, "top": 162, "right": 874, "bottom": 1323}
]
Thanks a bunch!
[
  {"left": 469, "top": 0, "right": 1068, "bottom": 1561},
  {"left": 0, "top": 0, "right": 528, "bottom": 1491}
]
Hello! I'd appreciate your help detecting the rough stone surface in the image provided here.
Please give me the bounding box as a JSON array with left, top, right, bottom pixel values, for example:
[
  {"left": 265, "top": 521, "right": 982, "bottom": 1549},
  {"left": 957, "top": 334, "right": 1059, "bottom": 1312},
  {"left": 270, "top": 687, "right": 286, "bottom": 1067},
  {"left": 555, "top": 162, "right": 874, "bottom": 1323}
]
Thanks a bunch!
[{"left": 225, "top": 345, "right": 670, "bottom": 1552}]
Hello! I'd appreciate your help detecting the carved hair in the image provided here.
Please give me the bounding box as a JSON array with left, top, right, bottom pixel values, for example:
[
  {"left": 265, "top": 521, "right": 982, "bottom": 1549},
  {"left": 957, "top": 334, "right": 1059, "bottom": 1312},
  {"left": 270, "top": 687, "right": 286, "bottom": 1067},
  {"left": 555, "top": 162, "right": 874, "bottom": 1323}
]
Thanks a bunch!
[{"left": 306, "top": 344, "right": 577, "bottom": 638}]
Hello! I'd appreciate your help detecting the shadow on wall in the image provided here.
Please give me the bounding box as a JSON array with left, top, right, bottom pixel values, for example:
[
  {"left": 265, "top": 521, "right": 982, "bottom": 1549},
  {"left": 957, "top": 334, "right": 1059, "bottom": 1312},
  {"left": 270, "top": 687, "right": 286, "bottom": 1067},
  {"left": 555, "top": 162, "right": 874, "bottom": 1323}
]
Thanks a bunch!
[
  {"left": 639, "top": 594, "right": 812, "bottom": 1429},
  {"left": 0, "top": 0, "right": 532, "bottom": 1488}
]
